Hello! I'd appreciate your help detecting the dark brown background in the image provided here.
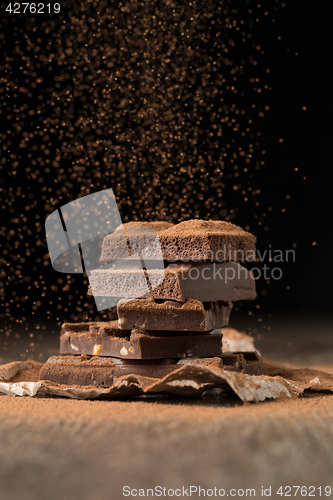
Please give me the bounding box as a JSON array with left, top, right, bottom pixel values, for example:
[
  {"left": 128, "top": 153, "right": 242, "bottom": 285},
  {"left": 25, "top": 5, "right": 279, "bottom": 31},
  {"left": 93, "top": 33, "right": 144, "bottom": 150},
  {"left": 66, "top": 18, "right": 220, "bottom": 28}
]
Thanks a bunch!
[
  {"left": 0, "top": 0, "right": 332, "bottom": 355},
  {"left": 1, "top": 3, "right": 333, "bottom": 499}
]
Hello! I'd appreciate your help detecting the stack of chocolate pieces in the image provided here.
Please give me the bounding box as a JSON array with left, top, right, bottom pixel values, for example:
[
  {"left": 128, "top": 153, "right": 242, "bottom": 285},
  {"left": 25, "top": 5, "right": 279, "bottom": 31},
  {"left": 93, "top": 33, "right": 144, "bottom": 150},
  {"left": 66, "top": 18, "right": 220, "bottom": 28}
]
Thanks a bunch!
[{"left": 40, "top": 220, "right": 262, "bottom": 387}]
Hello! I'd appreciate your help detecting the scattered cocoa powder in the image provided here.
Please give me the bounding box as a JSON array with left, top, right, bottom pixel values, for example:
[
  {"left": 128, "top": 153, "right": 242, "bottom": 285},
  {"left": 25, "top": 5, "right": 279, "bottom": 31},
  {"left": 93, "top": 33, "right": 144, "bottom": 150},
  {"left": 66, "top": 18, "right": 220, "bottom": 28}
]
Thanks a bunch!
[{"left": 8, "top": 361, "right": 42, "bottom": 383}]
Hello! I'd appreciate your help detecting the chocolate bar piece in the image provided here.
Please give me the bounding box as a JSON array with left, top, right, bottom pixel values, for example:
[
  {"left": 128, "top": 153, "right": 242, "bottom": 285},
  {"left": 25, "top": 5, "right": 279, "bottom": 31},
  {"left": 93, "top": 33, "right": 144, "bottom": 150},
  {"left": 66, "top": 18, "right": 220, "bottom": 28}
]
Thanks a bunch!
[
  {"left": 60, "top": 321, "right": 116, "bottom": 335},
  {"left": 39, "top": 351, "right": 262, "bottom": 386},
  {"left": 100, "top": 221, "right": 174, "bottom": 261},
  {"left": 89, "top": 261, "right": 152, "bottom": 299},
  {"left": 39, "top": 355, "right": 178, "bottom": 385},
  {"left": 89, "top": 261, "right": 256, "bottom": 302},
  {"left": 117, "top": 298, "right": 232, "bottom": 331},
  {"left": 101, "top": 219, "right": 256, "bottom": 262},
  {"left": 60, "top": 322, "right": 223, "bottom": 359}
]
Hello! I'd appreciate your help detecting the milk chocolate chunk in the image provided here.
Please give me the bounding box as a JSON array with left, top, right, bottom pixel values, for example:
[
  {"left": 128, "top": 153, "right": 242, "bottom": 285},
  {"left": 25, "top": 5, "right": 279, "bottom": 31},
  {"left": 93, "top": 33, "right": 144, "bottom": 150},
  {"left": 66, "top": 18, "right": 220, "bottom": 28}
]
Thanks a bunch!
[
  {"left": 60, "top": 322, "right": 223, "bottom": 359},
  {"left": 117, "top": 298, "right": 232, "bottom": 331},
  {"left": 157, "top": 220, "right": 256, "bottom": 262},
  {"left": 39, "top": 351, "right": 262, "bottom": 386},
  {"left": 100, "top": 221, "right": 174, "bottom": 261},
  {"left": 60, "top": 321, "right": 117, "bottom": 337},
  {"left": 101, "top": 219, "right": 256, "bottom": 262},
  {"left": 89, "top": 261, "right": 255, "bottom": 302},
  {"left": 39, "top": 355, "right": 179, "bottom": 386},
  {"left": 89, "top": 262, "right": 152, "bottom": 300}
]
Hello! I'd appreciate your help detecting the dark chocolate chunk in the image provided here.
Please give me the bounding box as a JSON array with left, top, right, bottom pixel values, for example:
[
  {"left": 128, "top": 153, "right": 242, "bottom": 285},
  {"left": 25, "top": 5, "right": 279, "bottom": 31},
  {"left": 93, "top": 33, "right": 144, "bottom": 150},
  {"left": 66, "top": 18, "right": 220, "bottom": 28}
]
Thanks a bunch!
[{"left": 117, "top": 298, "right": 232, "bottom": 331}]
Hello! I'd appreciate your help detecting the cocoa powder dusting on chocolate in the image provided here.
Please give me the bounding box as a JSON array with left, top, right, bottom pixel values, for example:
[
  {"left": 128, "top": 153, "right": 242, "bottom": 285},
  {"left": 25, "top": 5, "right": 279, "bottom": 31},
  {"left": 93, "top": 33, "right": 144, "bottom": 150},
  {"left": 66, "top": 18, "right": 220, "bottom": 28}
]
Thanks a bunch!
[{"left": 160, "top": 220, "right": 255, "bottom": 239}]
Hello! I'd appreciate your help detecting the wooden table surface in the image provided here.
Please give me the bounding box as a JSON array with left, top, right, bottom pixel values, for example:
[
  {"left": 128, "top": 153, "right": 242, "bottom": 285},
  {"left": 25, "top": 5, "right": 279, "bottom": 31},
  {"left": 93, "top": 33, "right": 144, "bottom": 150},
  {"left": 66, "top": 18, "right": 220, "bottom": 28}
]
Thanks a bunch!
[{"left": 1, "top": 316, "right": 333, "bottom": 500}]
